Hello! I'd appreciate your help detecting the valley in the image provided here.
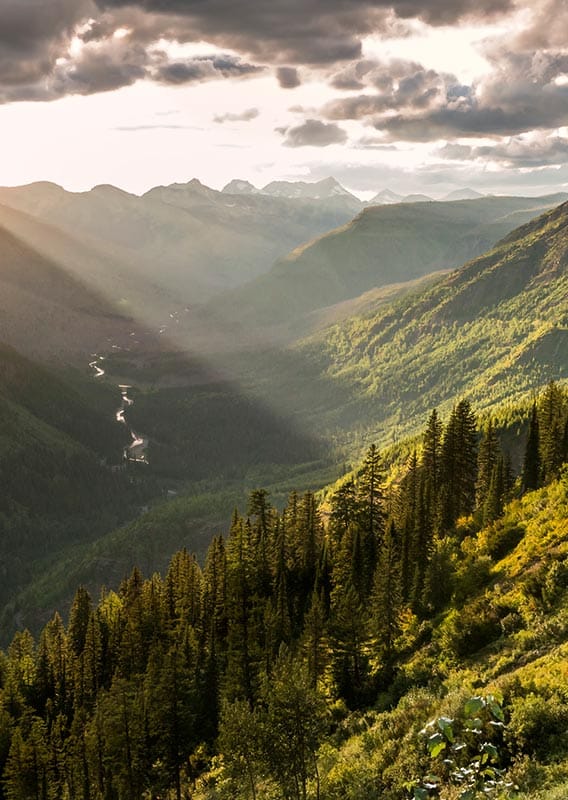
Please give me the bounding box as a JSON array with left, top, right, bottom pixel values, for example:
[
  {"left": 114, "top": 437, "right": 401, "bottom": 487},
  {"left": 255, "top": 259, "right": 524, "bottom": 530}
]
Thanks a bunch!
[
  {"left": 0, "top": 176, "right": 566, "bottom": 800},
  {"left": 2, "top": 1, "right": 568, "bottom": 796}
]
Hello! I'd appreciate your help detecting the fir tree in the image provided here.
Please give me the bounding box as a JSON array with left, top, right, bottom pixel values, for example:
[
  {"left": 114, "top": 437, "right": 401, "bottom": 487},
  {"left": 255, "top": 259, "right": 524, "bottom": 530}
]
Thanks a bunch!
[{"left": 522, "top": 401, "right": 541, "bottom": 492}]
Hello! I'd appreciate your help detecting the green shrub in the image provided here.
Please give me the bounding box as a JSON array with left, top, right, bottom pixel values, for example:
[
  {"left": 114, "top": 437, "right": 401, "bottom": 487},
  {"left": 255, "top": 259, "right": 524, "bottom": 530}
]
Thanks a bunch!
[
  {"left": 438, "top": 600, "right": 502, "bottom": 660},
  {"left": 506, "top": 693, "right": 568, "bottom": 761}
]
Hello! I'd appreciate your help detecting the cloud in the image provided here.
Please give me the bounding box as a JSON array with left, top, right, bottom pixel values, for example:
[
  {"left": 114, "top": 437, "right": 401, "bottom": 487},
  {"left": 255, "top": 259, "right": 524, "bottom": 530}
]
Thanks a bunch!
[
  {"left": 0, "top": 0, "right": 93, "bottom": 99},
  {"left": 92, "top": 0, "right": 514, "bottom": 67},
  {"left": 0, "top": 0, "right": 564, "bottom": 152},
  {"left": 213, "top": 107, "right": 260, "bottom": 123},
  {"left": 438, "top": 134, "right": 568, "bottom": 168},
  {"left": 353, "top": 136, "right": 399, "bottom": 151},
  {"left": 278, "top": 119, "right": 348, "bottom": 147},
  {"left": 276, "top": 66, "right": 301, "bottom": 89},
  {"left": 320, "top": 49, "right": 568, "bottom": 141},
  {"left": 152, "top": 55, "right": 264, "bottom": 85},
  {"left": 512, "top": 0, "right": 568, "bottom": 50},
  {"left": 301, "top": 157, "right": 568, "bottom": 197},
  {"left": 114, "top": 123, "right": 201, "bottom": 131}
]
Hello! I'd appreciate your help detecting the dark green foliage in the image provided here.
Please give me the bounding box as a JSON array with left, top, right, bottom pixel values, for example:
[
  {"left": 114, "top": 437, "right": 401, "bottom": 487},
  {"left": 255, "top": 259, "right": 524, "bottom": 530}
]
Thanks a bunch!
[
  {"left": 522, "top": 402, "right": 541, "bottom": 492},
  {"left": 439, "top": 400, "right": 478, "bottom": 529}
]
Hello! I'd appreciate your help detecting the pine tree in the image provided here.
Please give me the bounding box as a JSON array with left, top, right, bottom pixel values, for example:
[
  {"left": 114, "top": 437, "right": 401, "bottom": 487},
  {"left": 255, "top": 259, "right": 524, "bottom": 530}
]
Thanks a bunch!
[
  {"left": 225, "top": 514, "right": 255, "bottom": 702},
  {"left": 371, "top": 521, "right": 402, "bottom": 669},
  {"left": 67, "top": 586, "right": 93, "bottom": 658},
  {"left": 476, "top": 420, "right": 499, "bottom": 510},
  {"left": 260, "top": 653, "right": 328, "bottom": 800},
  {"left": 398, "top": 451, "right": 419, "bottom": 601},
  {"left": 146, "top": 638, "right": 197, "bottom": 800},
  {"left": 483, "top": 455, "right": 505, "bottom": 525},
  {"left": 522, "top": 401, "right": 541, "bottom": 492},
  {"left": 330, "top": 583, "right": 371, "bottom": 707},
  {"left": 539, "top": 381, "right": 567, "bottom": 483},
  {"left": 301, "top": 590, "right": 329, "bottom": 689},
  {"left": 439, "top": 400, "right": 478, "bottom": 529}
]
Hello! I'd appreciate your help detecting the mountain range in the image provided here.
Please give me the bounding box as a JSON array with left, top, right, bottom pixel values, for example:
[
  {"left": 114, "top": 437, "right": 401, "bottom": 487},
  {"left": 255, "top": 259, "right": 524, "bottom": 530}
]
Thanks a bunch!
[
  {"left": 208, "top": 193, "right": 568, "bottom": 335},
  {"left": 0, "top": 178, "right": 361, "bottom": 307}
]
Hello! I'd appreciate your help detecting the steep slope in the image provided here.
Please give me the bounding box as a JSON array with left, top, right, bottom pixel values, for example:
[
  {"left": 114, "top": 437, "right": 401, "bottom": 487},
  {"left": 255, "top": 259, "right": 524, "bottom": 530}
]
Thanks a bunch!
[
  {"left": 210, "top": 193, "right": 568, "bottom": 330},
  {"left": 113, "top": 200, "right": 568, "bottom": 485},
  {"left": 292, "top": 200, "right": 568, "bottom": 447},
  {"left": 0, "top": 205, "right": 150, "bottom": 362}
]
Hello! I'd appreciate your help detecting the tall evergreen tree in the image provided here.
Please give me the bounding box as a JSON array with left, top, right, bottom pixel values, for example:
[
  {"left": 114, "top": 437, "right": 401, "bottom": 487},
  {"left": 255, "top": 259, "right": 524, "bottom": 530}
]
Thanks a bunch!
[
  {"left": 476, "top": 419, "right": 499, "bottom": 510},
  {"left": 371, "top": 520, "right": 402, "bottom": 670},
  {"left": 439, "top": 400, "right": 478, "bottom": 529},
  {"left": 539, "top": 381, "right": 567, "bottom": 484},
  {"left": 522, "top": 401, "right": 541, "bottom": 492},
  {"left": 356, "top": 444, "right": 385, "bottom": 596}
]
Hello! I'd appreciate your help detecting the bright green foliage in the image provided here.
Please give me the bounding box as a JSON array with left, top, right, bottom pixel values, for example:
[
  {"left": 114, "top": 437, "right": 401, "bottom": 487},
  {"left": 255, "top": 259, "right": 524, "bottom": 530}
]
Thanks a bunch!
[
  {"left": 261, "top": 653, "right": 328, "bottom": 800},
  {"left": 414, "top": 695, "right": 514, "bottom": 800}
]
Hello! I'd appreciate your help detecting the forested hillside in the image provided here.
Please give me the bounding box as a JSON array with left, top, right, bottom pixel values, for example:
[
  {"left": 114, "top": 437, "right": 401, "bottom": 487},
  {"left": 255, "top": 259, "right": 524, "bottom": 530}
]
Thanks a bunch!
[
  {"left": 0, "top": 343, "right": 151, "bottom": 633},
  {"left": 0, "top": 384, "right": 566, "bottom": 799},
  {"left": 211, "top": 194, "right": 567, "bottom": 330}
]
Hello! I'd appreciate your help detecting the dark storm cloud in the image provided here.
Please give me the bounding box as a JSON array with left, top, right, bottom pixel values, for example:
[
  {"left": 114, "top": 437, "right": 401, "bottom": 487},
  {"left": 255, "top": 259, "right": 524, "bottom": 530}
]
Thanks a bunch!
[
  {"left": 213, "top": 108, "right": 260, "bottom": 123},
  {"left": 276, "top": 67, "right": 301, "bottom": 89},
  {"left": 52, "top": 39, "right": 148, "bottom": 95},
  {"left": 152, "top": 55, "right": 264, "bottom": 85},
  {"left": 0, "top": 0, "right": 93, "bottom": 87},
  {"left": 279, "top": 119, "right": 348, "bottom": 147},
  {"left": 92, "top": 0, "right": 515, "bottom": 66}
]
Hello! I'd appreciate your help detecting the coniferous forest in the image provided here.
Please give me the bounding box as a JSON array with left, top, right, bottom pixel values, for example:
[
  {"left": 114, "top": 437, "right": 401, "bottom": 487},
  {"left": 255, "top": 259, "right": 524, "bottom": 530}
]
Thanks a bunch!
[{"left": 1, "top": 383, "right": 567, "bottom": 800}]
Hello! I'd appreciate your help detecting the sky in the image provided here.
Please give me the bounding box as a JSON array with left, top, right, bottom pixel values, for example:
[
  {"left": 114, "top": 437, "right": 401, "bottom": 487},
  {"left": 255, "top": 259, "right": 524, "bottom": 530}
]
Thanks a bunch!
[{"left": 0, "top": 0, "right": 567, "bottom": 198}]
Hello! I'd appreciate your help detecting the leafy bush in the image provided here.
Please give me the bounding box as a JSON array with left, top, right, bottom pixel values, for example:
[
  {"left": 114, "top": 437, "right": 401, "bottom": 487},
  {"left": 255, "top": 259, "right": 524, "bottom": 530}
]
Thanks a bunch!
[
  {"left": 506, "top": 693, "right": 568, "bottom": 761},
  {"left": 413, "top": 694, "right": 514, "bottom": 799},
  {"left": 438, "top": 600, "right": 502, "bottom": 660}
]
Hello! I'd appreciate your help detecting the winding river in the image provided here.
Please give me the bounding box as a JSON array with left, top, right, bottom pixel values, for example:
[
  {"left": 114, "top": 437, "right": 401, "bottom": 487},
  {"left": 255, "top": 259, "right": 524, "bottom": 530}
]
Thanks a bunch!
[{"left": 89, "top": 354, "right": 149, "bottom": 464}]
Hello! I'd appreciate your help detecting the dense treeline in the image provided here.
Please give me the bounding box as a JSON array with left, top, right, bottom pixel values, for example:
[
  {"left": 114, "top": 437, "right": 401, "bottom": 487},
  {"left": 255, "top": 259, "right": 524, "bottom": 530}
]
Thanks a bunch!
[{"left": 0, "top": 384, "right": 566, "bottom": 799}]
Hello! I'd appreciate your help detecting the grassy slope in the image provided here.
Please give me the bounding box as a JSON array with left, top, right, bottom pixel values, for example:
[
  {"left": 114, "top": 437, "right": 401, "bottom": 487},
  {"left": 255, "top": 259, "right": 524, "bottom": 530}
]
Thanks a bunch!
[{"left": 284, "top": 200, "right": 568, "bottom": 455}]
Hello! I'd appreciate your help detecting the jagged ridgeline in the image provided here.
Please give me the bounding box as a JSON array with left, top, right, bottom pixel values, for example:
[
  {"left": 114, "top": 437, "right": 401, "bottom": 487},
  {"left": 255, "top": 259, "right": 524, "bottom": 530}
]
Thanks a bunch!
[{"left": 1, "top": 384, "right": 567, "bottom": 800}]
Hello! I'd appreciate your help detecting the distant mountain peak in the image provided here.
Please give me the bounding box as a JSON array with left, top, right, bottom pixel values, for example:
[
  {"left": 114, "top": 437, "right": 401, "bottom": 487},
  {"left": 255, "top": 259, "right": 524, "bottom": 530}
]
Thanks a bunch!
[
  {"left": 89, "top": 184, "right": 135, "bottom": 198},
  {"left": 7, "top": 180, "right": 65, "bottom": 194},
  {"left": 222, "top": 179, "right": 259, "bottom": 195},
  {"left": 369, "top": 189, "right": 433, "bottom": 205},
  {"left": 370, "top": 189, "right": 404, "bottom": 204},
  {"left": 443, "top": 187, "right": 485, "bottom": 201},
  {"left": 260, "top": 176, "right": 358, "bottom": 201}
]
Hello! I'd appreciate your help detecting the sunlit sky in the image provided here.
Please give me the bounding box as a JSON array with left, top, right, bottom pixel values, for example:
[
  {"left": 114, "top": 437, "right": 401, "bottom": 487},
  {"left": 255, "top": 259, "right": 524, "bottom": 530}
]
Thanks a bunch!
[{"left": 0, "top": 0, "right": 567, "bottom": 197}]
